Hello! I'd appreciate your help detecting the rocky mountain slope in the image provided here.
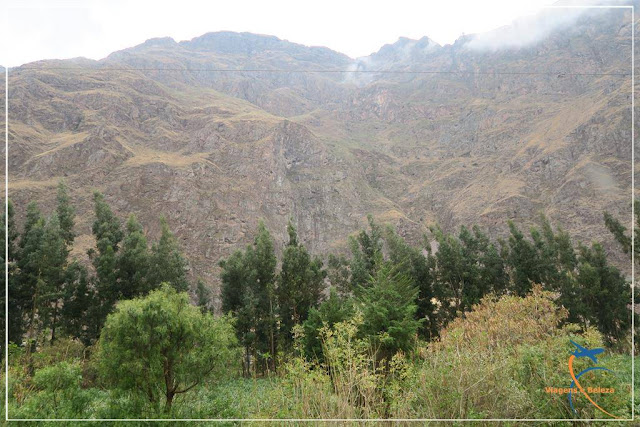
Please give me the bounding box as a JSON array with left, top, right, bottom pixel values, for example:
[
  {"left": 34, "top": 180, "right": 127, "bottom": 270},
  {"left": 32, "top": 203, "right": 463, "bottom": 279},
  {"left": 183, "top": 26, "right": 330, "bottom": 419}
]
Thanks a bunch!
[{"left": 6, "top": 6, "right": 637, "bottom": 302}]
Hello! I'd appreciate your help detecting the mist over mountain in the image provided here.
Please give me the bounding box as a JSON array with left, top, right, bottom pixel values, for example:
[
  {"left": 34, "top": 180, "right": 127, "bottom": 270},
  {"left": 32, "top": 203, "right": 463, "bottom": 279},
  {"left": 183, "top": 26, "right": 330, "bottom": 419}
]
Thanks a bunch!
[{"left": 7, "top": 4, "right": 636, "bottom": 303}]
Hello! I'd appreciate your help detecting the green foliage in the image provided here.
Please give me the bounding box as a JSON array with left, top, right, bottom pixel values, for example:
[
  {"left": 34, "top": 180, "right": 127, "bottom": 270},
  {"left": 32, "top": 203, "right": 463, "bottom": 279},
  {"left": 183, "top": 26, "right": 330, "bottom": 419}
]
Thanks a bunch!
[
  {"left": 574, "top": 243, "right": 631, "bottom": 344},
  {"left": 327, "top": 254, "right": 351, "bottom": 297},
  {"left": 349, "top": 214, "right": 383, "bottom": 290},
  {"left": 148, "top": 216, "right": 189, "bottom": 292},
  {"left": 196, "top": 279, "right": 212, "bottom": 314},
  {"left": 393, "top": 288, "right": 631, "bottom": 419},
  {"left": 11, "top": 202, "right": 45, "bottom": 345},
  {"left": 277, "top": 221, "right": 325, "bottom": 349},
  {"left": 384, "top": 226, "right": 438, "bottom": 339},
  {"left": 303, "top": 287, "right": 354, "bottom": 362},
  {"left": 117, "top": 214, "right": 151, "bottom": 299},
  {"left": 56, "top": 179, "right": 75, "bottom": 246},
  {"left": 37, "top": 215, "right": 69, "bottom": 343},
  {"left": 91, "top": 191, "right": 123, "bottom": 256},
  {"left": 220, "top": 220, "right": 278, "bottom": 374},
  {"left": 357, "top": 265, "right": 421, "bottom": 360},
  {"left": 97, "top": 284, "right": 238, "bottom": 413},
  {"left": 60, "top": 261, "right": 95, "bottom": 346},
  {"left": 603, "top": 199, "right": 639, "bottom": 261}
]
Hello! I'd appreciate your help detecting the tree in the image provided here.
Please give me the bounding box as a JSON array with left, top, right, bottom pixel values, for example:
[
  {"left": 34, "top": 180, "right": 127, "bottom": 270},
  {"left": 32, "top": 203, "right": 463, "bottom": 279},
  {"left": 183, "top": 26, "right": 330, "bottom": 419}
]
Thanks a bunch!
[
  {"left": 196, "top": 279, "right": 212, "bottom": 314},
  {"left": 60, "top": 261, "right": 95, "bottom": 345},
  {"left": 220, "top": 249, "right": 256, "bottom": 375},
  {"left": 384, "top": 226, "right": 438, "bottom": 339},
  {"left": 249, "top": 220, "right": 278, "bottom": 372},
  {"left": 14, "top": 202, "right": 46, "bottom": 346},
  {"left": 303, "top": 287, "right": 354, "bottom": 362},
  {"left": 349, "top": 215, "right": 384, "bottom": 290},
  {"left": 574, "top": 243, "right": 630, "bottom": 344},
  {"left": 327, "top": 254, "right": 351, "bottom": 297},
  {"left": 603, "top": 200, "right": 638, "bottom": 261},
  {"left": 148, "top": 217, "right": 189, "bottom": 292},
  {"left": 91, "top": 191, "right": 123, "bottom": 256},
  {"left": 219, "top": 220, "right": 277, "bottom": 374},
  {"left": 117, "top": 214, "right": 151, "bottom": 299},
  {"left": 505, "top": 221, "right": 541, "bottom": 296},
  {"left": 97, "top": 284, "right": 238, "bottom": 412},
  {"left": 277, "top": 222, "right": 325, "bottom": 349},
  {"left": 56, "top": 180, "right": 75, "bottom": 247},
  {"left": 89, "top": 192, "right": 123, "bottom": 333},
  {"left": 37, "top": 215, "right": 69, "bottom": 343},
  {"left": 357, "top": 265, "right": 421, "bottom": 361}
]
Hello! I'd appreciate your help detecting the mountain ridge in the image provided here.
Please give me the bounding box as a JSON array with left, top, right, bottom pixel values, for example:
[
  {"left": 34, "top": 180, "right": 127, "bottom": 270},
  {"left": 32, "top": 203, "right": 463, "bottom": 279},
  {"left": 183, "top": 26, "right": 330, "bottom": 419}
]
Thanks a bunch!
[{"left": 6, "top": 6, "right": 636, "bottom": 306}]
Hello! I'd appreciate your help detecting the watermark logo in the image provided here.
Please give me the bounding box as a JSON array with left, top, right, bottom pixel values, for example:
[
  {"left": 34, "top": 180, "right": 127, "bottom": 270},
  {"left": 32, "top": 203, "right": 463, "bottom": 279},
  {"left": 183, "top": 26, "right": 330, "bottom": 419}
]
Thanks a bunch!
[{"left": 566, "top": 340, "right": 618, "bottom": 419}]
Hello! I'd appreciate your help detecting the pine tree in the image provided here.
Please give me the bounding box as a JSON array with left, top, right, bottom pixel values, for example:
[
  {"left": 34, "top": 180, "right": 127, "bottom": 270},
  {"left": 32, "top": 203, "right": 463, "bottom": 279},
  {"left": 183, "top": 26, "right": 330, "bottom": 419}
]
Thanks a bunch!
[
  {"left": 506, "top": 221, "right": 541, "bottom": 296},
  {"left": 56, "top": 179, "right": 75, "bottom": 246},
  {"left": 2, "top": 200, "right": 20, "bottom": 344},
  {"left": 13, "top": 202, "right": 45, "bottom": 346},
  {"left": 37, "top": 215, "right": 69, "bottom": 343},
  {"left": 358, "top": 265, "right": 421, "bottom": 361},
  {"left": 603, "top": 201, "right": 639, "bottom": 260},
  {"left": 196, "top": 279, "right": 212, "bottom": 314},
  {"left": 429, "top": 225, "right": 467, "bottom": 318},
  {"left": 149, "top": 217, "right": 189, "bottom": 292},
  {"left": 91, "top": 191, "right": 123, "bottom": 256},
  {"left": 117, "top": 214, "right": 150, "bottom": 299},
  {"left": 60, "top": 260, "right": 95, "bottom": 345},
  {"left": 349, "top": 215, "right": 383, "bottom": 290},
  {"left": 303, "top": 287, "right": 354, "bottom": 362},
  {"left": 249, "top": 220, "right": 278, "bottom": 372},
  {"left": 277, "top": 222, "right": 325, "bottom": 349},
  {"left": 575, "top": 242, "right": 630, "bottom": 344},
  {"left": 384, "top": 225, "right": 438, "bottom": 339},
  {"left": 89, "top": 192, "right": 123, "bottom": 334},
  {"left": 327, "top": 254, "right": 351, "bottom": 297}
]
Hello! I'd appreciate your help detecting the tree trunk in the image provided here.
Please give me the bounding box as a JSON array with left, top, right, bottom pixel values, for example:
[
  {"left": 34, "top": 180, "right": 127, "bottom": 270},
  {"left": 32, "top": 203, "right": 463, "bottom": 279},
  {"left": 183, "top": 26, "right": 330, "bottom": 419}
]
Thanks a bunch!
[{"left": 165, "top": 390, "right": 174, "bottom": 413}]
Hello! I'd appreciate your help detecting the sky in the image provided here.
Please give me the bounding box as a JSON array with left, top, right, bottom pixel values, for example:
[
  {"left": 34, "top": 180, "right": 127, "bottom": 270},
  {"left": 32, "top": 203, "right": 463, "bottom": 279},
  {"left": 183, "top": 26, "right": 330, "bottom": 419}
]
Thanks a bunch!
[{"left": 1, "top": 0, "right": 587, "bottom": 67}]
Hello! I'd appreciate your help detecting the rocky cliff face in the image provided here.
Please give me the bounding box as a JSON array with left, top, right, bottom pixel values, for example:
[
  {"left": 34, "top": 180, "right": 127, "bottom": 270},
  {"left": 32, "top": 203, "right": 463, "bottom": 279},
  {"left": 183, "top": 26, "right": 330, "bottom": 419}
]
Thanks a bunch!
[{"left": 7, "top": 6, "right": 637, "bottom": 304}]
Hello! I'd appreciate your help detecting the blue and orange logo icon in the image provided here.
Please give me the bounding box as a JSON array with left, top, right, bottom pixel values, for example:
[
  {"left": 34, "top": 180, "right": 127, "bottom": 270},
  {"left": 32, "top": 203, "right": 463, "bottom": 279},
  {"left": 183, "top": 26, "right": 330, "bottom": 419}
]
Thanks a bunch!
[{"left": 567, "top": 340, "right": 618, "bottom": 419}]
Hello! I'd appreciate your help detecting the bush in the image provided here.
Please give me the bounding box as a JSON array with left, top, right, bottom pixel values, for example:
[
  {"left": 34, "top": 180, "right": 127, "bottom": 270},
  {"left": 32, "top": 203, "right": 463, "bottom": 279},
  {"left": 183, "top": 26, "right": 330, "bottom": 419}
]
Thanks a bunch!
[{"left": 97, "top": 284, "right": 239, "bottom": 413}]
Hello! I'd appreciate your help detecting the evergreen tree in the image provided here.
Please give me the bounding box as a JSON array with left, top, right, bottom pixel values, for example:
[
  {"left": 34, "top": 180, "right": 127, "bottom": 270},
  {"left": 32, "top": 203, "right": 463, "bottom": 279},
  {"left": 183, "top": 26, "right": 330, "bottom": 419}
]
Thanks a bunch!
[
  {"left": 506, "top": 221, "right": 541, "bottom": 296},
  {"left": 384, "top": 225, "right": 438, "bottom": 339},
  {"left": 303, "top": 287, "right": 354, "bottom": 362},
  {"left": 56, "top": 179, "right": 75, "bottom": 246},
  {"left": 60, "top": 261, "right": 95, "bottom": 345},
  {"left": 1, "top": 200, "right": 18, "bottom": 350},
  {"left": 220, "top": 249, "right": 257, "bottom": 375},
  {"left": 429, "top": 225, "right": 468, "bottom": 318},
  {"left": 148, "top": 217, "right": 189, "bottom": 292},
  {"left": 349, "top": 215, "right": 383, "bottom": 290},
  {"left": 249, "top": 220, "right": 278, "bottom": 372},
  {"left": 89, "top": 192, "right": 123, "bottom": 334},
  {"left": 358, "top": 265, "right": 421, "bottom": 361},
  {"left": 327, "top": 254, "right": 351, "bottom": 297},
  {"left": 13, "top": 202, "right": 45, "bottom": 345},
  {"left": 117, "top": 214, "right": 150, "bottom": 299},
  {"left": 91, "top": 191, "right": 123, "bottom": 256},
  {"left": 575, "top": 242, "right": 630, "bottom": 344},
  {"left": 37, "top": 215, "right": 69, "bottom": 343},
  {"left": 196, "top": 279, "right": 212, "bottom": 314},
  {"left": 277, "top": 222, "right": 325, "bottom": 349},
  {"left": 603, "top": 200, "right": 638, "bottom": 261}
]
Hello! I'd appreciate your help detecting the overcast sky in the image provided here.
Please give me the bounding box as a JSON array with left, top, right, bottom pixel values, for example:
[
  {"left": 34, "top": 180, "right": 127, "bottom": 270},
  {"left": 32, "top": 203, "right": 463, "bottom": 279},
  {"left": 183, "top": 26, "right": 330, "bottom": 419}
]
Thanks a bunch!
[{"left": 1, "top": 0, "right": 589, "bottom": 67}]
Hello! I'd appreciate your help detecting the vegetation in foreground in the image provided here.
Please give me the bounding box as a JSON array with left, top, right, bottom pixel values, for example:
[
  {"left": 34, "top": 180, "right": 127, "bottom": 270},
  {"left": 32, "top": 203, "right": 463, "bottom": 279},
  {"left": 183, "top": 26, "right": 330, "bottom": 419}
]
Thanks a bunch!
[{"left": 2, "top": 181, "right": 636, "bottom": 422}]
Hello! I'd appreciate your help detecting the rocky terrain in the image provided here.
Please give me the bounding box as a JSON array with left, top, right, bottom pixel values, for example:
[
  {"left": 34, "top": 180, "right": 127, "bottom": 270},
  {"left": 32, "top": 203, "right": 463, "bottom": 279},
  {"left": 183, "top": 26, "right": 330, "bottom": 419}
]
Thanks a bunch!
[{"left": 6, "top": 6, "right": 637, "bottom": 303}]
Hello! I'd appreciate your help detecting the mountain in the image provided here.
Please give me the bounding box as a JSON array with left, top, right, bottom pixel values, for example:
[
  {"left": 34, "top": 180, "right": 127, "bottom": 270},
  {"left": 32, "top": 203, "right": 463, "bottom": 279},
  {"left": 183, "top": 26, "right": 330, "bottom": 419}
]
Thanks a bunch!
[{"left": 7, "top": 6, "right": 637, "bottom": 305}]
